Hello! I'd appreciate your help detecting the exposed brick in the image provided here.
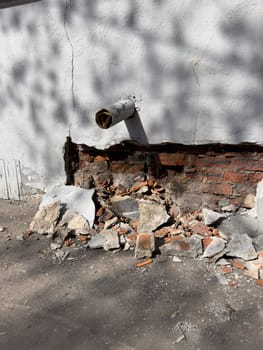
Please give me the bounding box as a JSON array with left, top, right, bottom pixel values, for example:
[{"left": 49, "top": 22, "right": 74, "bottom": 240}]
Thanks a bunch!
[
  {"left": 201, "top": 183, "right": 233, "bottom": 196},
  {"left": 248, "top": 173, "right": 263, "bottom": 183},
  {"left": 159, "top": 153, "right": 187, "bottom": 166},
  {"left": 235, "top": 160, "right": 263, "bottom": 172},
  {"left": 196, "top": 157, "right": 232, "bottom": 168},
  {"left": 110, "top": 161, "right": 129, "bottom": 173},
  {"left": 224, "top": 171, "right": 247, "bottom": 183}
]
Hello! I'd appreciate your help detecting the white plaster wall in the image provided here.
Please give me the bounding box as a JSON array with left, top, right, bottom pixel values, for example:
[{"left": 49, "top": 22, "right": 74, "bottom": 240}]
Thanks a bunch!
[{"left": 0, "top": 0, "right": 263, "bottom": 189}]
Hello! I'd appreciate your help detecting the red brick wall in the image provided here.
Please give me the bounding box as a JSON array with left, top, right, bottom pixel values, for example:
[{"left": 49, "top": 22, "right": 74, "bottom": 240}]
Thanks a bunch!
[{"left": 66, "top": 140, "right": 263, "bottom": 211}]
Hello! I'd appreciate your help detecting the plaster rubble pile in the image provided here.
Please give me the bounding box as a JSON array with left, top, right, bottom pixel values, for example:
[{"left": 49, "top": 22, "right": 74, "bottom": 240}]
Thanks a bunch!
[{"left": 26, "top": 178, "right": 263, "bottom": 287}]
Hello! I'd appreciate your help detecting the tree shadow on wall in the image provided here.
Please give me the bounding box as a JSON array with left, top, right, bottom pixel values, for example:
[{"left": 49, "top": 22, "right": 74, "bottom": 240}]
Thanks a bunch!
[{"left": 0, "top": 0, "right": 262, "bottom": 178}]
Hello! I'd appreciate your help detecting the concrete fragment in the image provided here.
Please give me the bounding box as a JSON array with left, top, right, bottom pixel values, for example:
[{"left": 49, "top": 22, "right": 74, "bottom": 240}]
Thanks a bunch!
[
  {"left": 160, "top": 239, "right": 192, "bottom": 257},
  {"left": 218, "top": 210, "right": 263, "bottom": 238},
  {"left": 222, "top": 204, "right": 237, "bottom": 213},
  {"left": 30, "top": 201, "right": 61, "bottom": 234},
  {"left": 202, "top": 208, "right": 225, "bottom": 226},
  {"left": 50, "top": 242, "right": 62, "bottom": 251},
  {"left": 111, "top": 195, "right": 139, "bottom": 220},
  {"left": 0, "top": 226, "right": 7, "bottom": 232},
  {"left": 226, "top": 234, "right": 258, "bottom": 261},
  {"left": 188, "top": 234, "right": 203, "bottom": 258},
  {"left": 101, "top": 229, "right": 120, "bottom": 251},
  {"left": 40, "top": 185, "right": 95, "bottom": 227},
  {"left": 135, "top": 232, "right": 155, "bottom": 259},
  {"left": 203, "top": 237, "right": 225, "bottom": 258},
  {"left": 216, "top": 258, "right": 231, "bottom": 266},
  {"left": 138, "top": 201, "right": 169, "bottom": 233},
  {"left": 59, "top": 209, "right": 90, "bottom": 235},
  {"left": 88, "top": 233, "right": 105, "bottom": 249}
]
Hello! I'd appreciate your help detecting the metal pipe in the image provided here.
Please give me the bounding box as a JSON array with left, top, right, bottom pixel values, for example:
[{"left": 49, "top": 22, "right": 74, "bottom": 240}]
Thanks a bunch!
[{"left": 95, "top": 98, "right": 135, "bottom": 129}]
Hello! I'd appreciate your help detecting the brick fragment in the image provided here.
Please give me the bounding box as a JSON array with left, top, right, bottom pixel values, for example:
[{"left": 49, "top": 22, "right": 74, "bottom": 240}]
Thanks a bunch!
[
  {"left": 256, "top": 279, "right": 263, "bottom": 287},
  {"left": 231, "top": 259, "right": 246, "bottom": 270},
  {"left": 190, "top": 221, "right": 211, "bottom": 236},
  {"left": 221, "top": 266, "right": 232, "bottom": 274},
  {"left": 202, "top": 237, "right": 212, "bottom": 250},
  {"left": 136, "top": 259, "right": 153, "bottom": 268}
]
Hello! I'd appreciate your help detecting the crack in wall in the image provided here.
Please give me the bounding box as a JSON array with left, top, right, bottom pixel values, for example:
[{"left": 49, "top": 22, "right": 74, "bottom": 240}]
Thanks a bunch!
[
  {"left": 64, "top": 0, "right": 76, "bottom": 116},
  {"left": 192, "top": 60, "right": 201, "bottom": 144}
]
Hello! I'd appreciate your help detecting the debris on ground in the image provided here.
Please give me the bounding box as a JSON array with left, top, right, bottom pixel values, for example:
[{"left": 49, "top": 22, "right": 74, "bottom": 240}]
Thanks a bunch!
[{"left": 22, "top": 177, "right": 263, "bottom": 286}]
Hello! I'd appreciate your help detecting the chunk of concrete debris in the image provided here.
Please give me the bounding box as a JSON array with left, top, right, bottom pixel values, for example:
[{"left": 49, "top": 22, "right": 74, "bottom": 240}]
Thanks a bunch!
[
  {"left": 0, "top": 226, "right": 7, "bottom": 232},
  {"left": 202, "top": 208, "right": 225, "bottom": 226},
  {"left": 30, "top": 201, "right": 61, "bottom": 234},
  {"left": 101, "top": 229, "right": 120, "bottom": 251},
  {"left": 50, "top": 242, "right": 62, "bottom": 251},
  {"left": 59, "top": 209, "right": 90, "bottom": 235},
  {"left": 160, "top": 237, "right": 201, "bottom": 258},
  {"left": 111, "top": 195, "right": 139, "bottom": 220},
  {"left": 188, "top": 234, "right": 203, "bottom": 258},
  {"left": 226, "top": 234, "right": 258, "bottom": 261},
  {"left": 135, "top": 232, "right": 155, "bottom": 259},
  {"left": 203, "top": 237, "right": 225, "bottom": 258},
  {"left": 40, "top": 185, "right": 95, "bottom": 227},
  {"left": 222, "top": 204, "right": 237, "bottom": 213},
  {"left": 138, "top": 201, "right": 170, "bottom": 233},
  {"left": 88, "top": 233, "right": 105, "bottom": 249}
]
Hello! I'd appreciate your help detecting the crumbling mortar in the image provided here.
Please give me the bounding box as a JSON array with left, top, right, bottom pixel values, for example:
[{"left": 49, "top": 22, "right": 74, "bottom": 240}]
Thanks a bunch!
[{"left": 64, "top": 0, "right": 76, "bottom": 114}]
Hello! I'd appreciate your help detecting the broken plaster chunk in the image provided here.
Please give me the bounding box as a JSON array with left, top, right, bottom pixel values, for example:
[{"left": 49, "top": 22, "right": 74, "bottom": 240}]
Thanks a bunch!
[
  {"left": 203, "top": 237, "right": 225, "bottom": 258},
  {"left": 111, "top": 195, "right": 139, "bottom": 221},
  {"left": 202, "top": 208, "right": 225, "bottom": 226},
  {"left": 59, "top": 209, "right": 90, "bottom": 235},
  {"left": 40, "top": 185, "right": 95, "bottom": 227},
  {"left": 138, "top": 201, "right": 170, "bottom": 233},
  {"left": 226, "top": 234, "right": 258, "bottom": 261},
  {"left": 135, "top": 232, "right": 155, "bottom": 259},
  {"left": 30, "top": 201, "right": 62, "bottom": 235}
]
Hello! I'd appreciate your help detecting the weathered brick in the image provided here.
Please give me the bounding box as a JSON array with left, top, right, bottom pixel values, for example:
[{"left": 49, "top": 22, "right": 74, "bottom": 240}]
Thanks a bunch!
[
  {"left": 248, "top": 173, "right": 263, "bottom": 184},
  {"left": 201, "top": 183, "right": 233, "bottom": 196},
  {"left": 224, "top": 171, "right": 247, "bottom": 183},
  {"left": 110, "top": 161, "right": 129, "bottom": 172},
  {"left": 159, "top": 153, "right": 187, "bottom": 166}
]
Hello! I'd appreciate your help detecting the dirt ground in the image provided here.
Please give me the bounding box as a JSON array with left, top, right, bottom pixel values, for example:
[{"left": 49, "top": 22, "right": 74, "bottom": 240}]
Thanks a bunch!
[{"left": 0, "top": 198, "right": 263, "bottom": 350}]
